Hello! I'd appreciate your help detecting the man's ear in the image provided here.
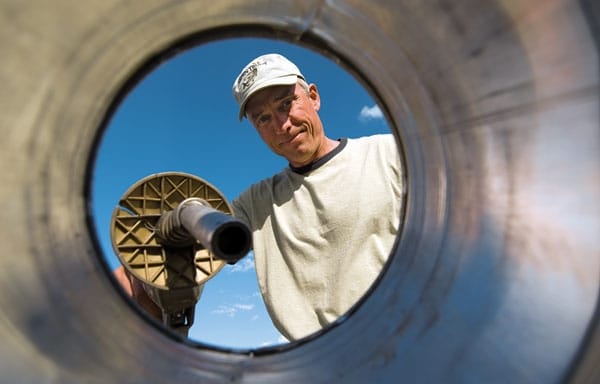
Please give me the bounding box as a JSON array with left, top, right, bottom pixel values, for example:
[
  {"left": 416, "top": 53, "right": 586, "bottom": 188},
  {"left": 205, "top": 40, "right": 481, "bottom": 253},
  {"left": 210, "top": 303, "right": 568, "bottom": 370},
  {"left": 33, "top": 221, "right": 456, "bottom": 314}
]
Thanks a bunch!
[{"left": 308, "top": 83, "right": 321, "bottom": 111}]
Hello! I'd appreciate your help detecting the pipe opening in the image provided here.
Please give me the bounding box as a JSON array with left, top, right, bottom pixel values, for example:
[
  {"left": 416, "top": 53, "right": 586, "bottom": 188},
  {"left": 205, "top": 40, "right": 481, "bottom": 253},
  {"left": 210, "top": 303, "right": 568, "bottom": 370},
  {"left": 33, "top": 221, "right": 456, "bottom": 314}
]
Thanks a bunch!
[
  {"left": 214, "top": 224, "right": 252, "bottom": 259},
  {"left": 92, "top": 35, "right": 403, "bottom": 351}
]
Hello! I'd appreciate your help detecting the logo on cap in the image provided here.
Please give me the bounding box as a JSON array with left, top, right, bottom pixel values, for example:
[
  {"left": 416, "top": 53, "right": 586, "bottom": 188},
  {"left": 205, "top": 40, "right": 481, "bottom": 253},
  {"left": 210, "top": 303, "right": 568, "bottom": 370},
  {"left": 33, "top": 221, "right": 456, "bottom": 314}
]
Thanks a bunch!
[{"left": 239, "top": 59, "right": 266, "bottom": 93}]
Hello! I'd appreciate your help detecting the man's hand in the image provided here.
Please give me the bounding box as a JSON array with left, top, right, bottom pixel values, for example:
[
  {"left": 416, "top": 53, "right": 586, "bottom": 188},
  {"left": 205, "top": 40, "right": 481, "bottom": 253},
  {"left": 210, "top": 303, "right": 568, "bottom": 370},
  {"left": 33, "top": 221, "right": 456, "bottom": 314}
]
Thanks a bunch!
[{"left": 113, "top": 265, "right": 162, "bottom": 321}]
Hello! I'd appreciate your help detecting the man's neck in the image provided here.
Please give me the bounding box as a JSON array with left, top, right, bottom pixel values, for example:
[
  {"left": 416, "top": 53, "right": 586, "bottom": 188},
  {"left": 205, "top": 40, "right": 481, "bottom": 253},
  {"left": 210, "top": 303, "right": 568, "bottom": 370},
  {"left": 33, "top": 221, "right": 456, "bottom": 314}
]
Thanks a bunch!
[{"left": 289, "top": 138, "right": 346, "bottom": 175}]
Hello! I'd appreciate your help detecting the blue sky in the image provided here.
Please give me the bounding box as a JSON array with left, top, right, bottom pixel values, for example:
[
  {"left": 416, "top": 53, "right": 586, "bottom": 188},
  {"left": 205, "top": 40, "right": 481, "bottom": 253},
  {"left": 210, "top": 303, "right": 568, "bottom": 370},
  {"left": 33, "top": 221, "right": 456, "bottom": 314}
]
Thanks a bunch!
[{"left": 91, "top": 37, "right": 389, "bottom": 349}]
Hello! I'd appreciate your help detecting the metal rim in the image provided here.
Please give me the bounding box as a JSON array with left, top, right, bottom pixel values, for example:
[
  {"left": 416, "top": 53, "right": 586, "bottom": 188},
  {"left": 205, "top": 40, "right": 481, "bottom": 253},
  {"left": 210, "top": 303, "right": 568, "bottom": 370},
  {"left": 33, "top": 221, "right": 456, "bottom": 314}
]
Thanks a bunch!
[{"left": 1, "top": 1, "right": 598, "bottom": 383}]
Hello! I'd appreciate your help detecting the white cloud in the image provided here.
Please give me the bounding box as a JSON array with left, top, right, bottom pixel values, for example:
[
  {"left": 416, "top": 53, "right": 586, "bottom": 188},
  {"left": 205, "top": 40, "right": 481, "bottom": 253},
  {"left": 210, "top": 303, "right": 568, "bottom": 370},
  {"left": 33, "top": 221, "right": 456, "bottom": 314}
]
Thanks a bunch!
[
  {"left": 227, "top": 254, "right": 255, "bottom": 273},
  {"left": 234, "top": 291, "right": 261, "bottom": 301},
  {"left": 210, "top": 303, "right": 255, "bottom": 317},
  {"left": 259, "top": 334, "right": 289, "bottom": 347},
  {"left": 277, "top": 335, "right": 289, "bottom": 343},
  {"left": 359, "top": 104, "right": 384, "bottom": 121},
  {"left": 211, "top": 305, "right": 237, "bottom": 317}
]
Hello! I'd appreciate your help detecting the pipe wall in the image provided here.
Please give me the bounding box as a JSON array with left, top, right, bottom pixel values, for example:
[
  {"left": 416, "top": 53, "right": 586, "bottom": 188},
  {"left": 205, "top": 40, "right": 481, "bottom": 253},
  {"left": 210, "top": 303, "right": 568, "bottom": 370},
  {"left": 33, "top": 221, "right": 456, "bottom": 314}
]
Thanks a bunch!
[{"left": 0, "top": 1, "right": 597, "bottom": 383}]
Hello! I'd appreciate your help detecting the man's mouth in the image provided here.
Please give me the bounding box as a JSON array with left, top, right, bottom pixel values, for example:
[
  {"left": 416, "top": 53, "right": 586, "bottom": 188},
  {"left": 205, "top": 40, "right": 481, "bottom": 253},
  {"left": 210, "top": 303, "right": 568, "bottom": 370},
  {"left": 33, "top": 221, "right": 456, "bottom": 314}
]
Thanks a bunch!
[{"left": 280, "top": 130, "right": 305, "bottom": 146}]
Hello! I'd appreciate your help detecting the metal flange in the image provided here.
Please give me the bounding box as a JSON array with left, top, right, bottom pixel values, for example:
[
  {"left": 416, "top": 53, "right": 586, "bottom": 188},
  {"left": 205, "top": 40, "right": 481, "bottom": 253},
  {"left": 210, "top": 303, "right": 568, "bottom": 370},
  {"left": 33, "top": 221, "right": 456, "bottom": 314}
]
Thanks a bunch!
[{"left": 111, "top": 172, "right": 232, "bottom": 291}]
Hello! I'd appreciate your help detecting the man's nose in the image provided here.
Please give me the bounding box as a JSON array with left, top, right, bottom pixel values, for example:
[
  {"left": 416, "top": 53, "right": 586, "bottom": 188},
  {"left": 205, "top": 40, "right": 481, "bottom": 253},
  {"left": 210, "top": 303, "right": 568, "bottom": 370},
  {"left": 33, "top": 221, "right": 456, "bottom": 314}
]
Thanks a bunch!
[{"left": 273, "top": 112, "right": 291, "bottom": 134}]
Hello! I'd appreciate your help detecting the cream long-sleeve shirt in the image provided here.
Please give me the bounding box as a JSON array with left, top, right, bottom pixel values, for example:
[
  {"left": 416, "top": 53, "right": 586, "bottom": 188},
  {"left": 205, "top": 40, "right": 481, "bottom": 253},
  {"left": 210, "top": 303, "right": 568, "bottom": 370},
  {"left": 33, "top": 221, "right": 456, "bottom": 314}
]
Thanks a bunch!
[{"left": 232, "top": 134, "right": 404, "bottom": 340}]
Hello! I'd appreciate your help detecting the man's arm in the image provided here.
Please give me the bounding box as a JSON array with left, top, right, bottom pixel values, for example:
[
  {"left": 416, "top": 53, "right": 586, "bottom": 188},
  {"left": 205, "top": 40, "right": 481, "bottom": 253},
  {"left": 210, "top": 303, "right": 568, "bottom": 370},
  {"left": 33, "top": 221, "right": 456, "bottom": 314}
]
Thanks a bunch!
[{"left": 113, "top": 266, "right": 162, "bottom": 321}]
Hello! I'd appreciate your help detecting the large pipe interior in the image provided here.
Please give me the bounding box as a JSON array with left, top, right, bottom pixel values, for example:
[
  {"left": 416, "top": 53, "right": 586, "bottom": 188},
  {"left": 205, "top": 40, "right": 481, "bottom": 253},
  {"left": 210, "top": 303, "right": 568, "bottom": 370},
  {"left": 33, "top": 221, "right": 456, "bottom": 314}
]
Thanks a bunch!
[{"left": 0, "top": 1, "right": 598, "bottom": 383}]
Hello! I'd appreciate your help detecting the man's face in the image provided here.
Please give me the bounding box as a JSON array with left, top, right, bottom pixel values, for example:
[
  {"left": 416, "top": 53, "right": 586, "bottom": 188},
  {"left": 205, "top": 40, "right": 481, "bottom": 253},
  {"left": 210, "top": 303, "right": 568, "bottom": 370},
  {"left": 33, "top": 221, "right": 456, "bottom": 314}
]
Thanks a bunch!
[{"left": 245, "top": 82, "right": 326, "bottom": 168}]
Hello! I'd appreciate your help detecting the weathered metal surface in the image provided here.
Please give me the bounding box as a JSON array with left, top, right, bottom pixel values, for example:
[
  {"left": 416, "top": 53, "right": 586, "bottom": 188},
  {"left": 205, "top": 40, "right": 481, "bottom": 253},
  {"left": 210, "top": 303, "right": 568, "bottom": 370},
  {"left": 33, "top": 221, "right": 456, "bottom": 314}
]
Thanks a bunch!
[{"left": 0, "top": 0, "right": 598, "bottom": 383}]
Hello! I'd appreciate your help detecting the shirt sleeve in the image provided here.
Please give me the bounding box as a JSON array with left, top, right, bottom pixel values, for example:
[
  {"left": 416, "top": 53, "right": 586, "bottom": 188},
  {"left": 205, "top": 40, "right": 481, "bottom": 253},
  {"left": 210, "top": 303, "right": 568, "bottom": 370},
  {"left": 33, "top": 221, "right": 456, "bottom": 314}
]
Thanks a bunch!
[{"left": 231, "top": 194, "right": 250, "bottom": 227}]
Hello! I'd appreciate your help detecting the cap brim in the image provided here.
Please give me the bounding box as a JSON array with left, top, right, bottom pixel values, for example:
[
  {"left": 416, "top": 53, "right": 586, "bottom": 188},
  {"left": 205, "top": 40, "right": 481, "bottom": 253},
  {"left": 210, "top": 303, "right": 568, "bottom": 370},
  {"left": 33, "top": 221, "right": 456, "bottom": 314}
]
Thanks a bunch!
[{"left": 238, "top": 74, "right": 300, "bottom": 121}]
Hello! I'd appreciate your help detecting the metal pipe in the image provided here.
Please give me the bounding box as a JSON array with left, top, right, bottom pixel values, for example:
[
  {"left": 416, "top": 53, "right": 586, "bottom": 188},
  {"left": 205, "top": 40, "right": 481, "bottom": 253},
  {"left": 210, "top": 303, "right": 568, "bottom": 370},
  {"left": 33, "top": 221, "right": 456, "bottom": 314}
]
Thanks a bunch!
[
  {"left": 0, "top": 1, "right": 598, "bottom": 383},
  {"left": 156, "top": 198, "right": 251, "bottom": 264}
]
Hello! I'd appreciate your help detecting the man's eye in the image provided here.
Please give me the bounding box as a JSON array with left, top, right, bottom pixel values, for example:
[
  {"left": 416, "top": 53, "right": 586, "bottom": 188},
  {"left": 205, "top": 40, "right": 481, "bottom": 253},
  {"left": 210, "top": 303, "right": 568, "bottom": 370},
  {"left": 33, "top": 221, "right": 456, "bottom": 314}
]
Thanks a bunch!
[
  {"left": 280, "top": 98, "right": 293, "bottom": 111},
  {"left": 257, "top": 115, "right": 270, "bottom": 125}
]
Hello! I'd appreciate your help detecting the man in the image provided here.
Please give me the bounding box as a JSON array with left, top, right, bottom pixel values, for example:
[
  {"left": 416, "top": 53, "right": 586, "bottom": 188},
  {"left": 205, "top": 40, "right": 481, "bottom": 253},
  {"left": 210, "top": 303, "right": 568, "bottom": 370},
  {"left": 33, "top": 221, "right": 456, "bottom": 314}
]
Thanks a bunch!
[
  {"left": 229, "top": 54, "right": 404, "bottom": 341},
  {"left": 116, "top": 53, "right": 404, "bottom": 342}
]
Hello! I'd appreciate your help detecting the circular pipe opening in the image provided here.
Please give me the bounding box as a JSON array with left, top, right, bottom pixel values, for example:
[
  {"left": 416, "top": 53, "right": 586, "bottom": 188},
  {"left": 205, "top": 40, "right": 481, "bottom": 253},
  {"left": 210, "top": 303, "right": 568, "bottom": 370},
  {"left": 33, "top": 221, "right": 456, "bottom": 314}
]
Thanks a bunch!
[
  {"left": 2, "top": 2, "right": 596, "bottom": 383},
  {"left": 214, "top": 224, "right": 251, "bottom": 261},
  {"left": 90, "top": 35, "right": 402, "bottom": 351}
]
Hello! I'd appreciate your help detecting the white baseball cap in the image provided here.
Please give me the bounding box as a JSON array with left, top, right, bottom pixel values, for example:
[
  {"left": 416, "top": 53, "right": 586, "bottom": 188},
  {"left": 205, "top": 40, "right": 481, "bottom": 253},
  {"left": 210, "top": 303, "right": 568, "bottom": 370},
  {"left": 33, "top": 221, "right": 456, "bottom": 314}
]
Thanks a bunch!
[{"left": 232, "top": 53, "right": 305, "bottom": 121}]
